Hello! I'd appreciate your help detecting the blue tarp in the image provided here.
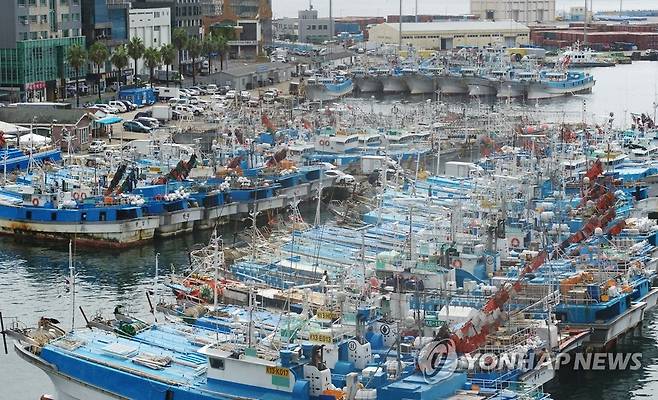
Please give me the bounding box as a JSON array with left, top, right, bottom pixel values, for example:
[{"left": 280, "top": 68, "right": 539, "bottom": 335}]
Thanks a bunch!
[{"left": 95, "top": 115, "right": 123, "bottom": 125}]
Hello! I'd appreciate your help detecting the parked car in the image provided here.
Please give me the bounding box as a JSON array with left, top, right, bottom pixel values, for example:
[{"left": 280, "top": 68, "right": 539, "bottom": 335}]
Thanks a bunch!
[
  {"left": 92, "top": 103, "right": 119, "bottom": 114},
  {"left": 108, "top": 101, "right": 128, "bottom": 113},
  {"left": 88, "top": 140, "right": 107, "bottom": 153},
  {"left": 171, "top": 110, "right": 183, "bottom": 120},
  {"left": 123, "top": 120, "right": 152, "bottom": 133},
  {"left": 118, "top": 100, "right": 137, "bottom": 111},
  {"left": 134, "top": 111, "right": 153, "bottom": 119},
  {"left": 217, "top": 86, "right": 230, "bottom": 95},
  {"left": 189, "top": 86, "right": 207, "bottom": 95},
  {"left": 240, "top": 91, "right": 250, "bottom": 101},
  {"left": 324, "top": 169, "right": 355, "bottom": 184},
  {"left": 263, "top": 91, "right": 277, "bottom": 103},
  {"left": 204, "top": 84, "right": 218, "bottom": 94},
  {"left": 225, "top": 90, "right": 237, "bottom": 99},
  {"left": 135, "top": 117, "right": 160, "bottom": 128}
]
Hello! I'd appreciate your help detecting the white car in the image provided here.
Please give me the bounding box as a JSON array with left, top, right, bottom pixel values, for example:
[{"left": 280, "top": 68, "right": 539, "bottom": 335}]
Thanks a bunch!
[
  {"left": 240, "top": 91, "right": 251, "bottom": 101},
  {"left": 211, "top": 94, "right": 226, "bottom": 101},
  {"left": 108, "top": 101, "right": 128, "bottom": 113},
  {"left": 183, "top": 88, "right": 200, "bottom": 96},
  {"left": 93, "top": 103, "right": 119, "bottom": 114},
  {"left": 88, "top": 140, "right": 106, "bottom": 153},
  {"left": 205, "top": 84, "right": 218, "bottom": 94},
  {"left": 225, "top": 90, "right": 237, "bottom": 99},
  {"left": 324, "top": 169, "right": 355, "bottom": 184}
]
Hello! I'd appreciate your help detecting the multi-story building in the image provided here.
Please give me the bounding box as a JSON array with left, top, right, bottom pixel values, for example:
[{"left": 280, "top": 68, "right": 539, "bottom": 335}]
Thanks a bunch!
[
  {"left": 0, "top": 0, "right": 85, "bottom": 102},
  {"left": 297, "top": 7, "right": 331, "bottom": 44},
  {"left": 81, "top": 0, "right": 130, "bottom": 46},
  {"left": 132, "top": 0, "right": 222, "bottom": 36},
  {"left": 202, "top": 0, "right": 272, "bottom": 59},
  {"left": 129, "top": 8, "right": 172, "bottom": 75},
  {"left": 470, "top": 0, "right": 555, "bottom": 24}
]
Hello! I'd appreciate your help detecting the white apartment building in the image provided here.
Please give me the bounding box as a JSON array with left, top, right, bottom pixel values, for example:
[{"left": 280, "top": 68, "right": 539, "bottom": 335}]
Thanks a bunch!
[
  {"left": 470, "top": 0, "right": 555, "bottom": 24},
  {"left": 129, "top": 8, "right": 172, "bottom": 75}
]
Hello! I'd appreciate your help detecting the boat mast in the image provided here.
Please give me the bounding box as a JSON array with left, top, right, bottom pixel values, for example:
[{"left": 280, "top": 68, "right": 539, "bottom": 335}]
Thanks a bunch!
[
  {"left": 69, "top": 240, "right": 75, "bottom": 332},
  {"left": 154, "top": 252, "right": 159, "bottom": 303}
]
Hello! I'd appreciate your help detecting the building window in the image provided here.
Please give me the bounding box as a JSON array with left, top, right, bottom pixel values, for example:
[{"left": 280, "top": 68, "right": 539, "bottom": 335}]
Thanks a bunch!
[
  {"left": 40, "top": 15, "right": 48, "bottom": 23},
  {"left": 18, "top": 0, "right": 26, "bottom": 6},
  {"left": 40, "top": 0, "right": 46, "bottom": 4},
  {"left": 29, "top": 15, "right": 38, "bottom": 23},
  {"left": 62, "top": 14, "right": 69, "bottom": 22},
  {"left": 30, "top": 32, "right": 38, "bottom": 40},
  {"left": 72, "top": 13, "right": 80, "bottom": 21},
  {"left": 154, "top": 26, "right": 160, "bottom": 31},
  {"left": 154, "top": 11, "right": 160, "bottom": 18},
  {"left": 18, "top": 16, "right": 28, "bottom": 24},
  {"left": 20, "top": 32, "right": 28, "bottom": 40}
]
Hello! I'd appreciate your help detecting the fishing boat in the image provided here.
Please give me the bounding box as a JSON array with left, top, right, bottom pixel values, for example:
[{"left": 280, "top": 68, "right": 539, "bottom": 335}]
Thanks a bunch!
[
  {"left": 352, "top": 68, "right": 382, "bottom": 93},
  {"left": 304, "top": 76, "right": 354, "bottom": 102},
  {"left": 379, "top": 68, "right": 409, "bottom": 93},
  {"left": 526, "top": 70, "right": 595, "bottom": 100}
]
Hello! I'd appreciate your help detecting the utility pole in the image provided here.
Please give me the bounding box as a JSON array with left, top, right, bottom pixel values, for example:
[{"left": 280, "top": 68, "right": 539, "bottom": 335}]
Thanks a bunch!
[
  {"left": 415, "top": 0, "right": 418, "bottom": 23},
  {"left": 583, "top": 0, "right": 588, "bottom": 46},
  {"left": 398, "top": 0, "right": 403, "bottom": 52},
  {"left": 329, "top": 0, "right": 333, "bottom": 44}
]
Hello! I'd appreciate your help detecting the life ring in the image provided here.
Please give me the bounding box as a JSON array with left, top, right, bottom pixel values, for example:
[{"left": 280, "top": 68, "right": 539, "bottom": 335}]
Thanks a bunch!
[
  {"left": 31, "top": 198, "right": 39, "bottom": 207},
  {"left": 155, "top": 194, "right": 163, "bottom": 201},
  {"left": 485, "top": 255, "right": 494, "bottom": 266},
  {"left": 452, "top": 259, "right": 462, "bottom": 268},
  {"left": 80, "top": 192, "right": 87, "bottom": 200},
  {"left": 511, "top": 237, "right": 521, "bottom": 247}
]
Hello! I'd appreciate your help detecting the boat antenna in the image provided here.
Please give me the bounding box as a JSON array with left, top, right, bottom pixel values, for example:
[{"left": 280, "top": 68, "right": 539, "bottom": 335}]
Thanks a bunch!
[
  {"left": 0, "top": 311, "right": 8, "bottom": 354},
  {"left": 68, "top": 240, "right": 75, "bottom": 332},
  {"left": 154, "top": 252, "right": 160, "bottom": 303}
]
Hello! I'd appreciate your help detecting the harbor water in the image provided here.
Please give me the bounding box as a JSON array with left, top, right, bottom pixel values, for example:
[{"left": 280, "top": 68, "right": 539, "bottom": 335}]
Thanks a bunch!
[{"left": 1, "top": 62, "right": 658, "bottom": 399}]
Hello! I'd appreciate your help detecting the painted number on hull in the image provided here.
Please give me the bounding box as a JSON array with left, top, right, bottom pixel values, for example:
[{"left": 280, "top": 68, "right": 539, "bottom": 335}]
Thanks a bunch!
[
  {"left": 266, "top": 366, "right": 290, "bottom": 377},
  {"left": 309, "top": 333, "right": 332, "bottom": 344}
]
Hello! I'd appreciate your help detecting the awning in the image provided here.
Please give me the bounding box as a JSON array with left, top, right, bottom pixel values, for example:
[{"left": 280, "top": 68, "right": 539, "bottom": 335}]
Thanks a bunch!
[{"left": 95, "top": 115, "right": 123, "bottom": 125}]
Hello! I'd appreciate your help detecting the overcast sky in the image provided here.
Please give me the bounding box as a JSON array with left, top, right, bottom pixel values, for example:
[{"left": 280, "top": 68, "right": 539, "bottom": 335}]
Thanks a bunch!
[{"left": 272, "top": 0, "right": 656, "bottom": 18}]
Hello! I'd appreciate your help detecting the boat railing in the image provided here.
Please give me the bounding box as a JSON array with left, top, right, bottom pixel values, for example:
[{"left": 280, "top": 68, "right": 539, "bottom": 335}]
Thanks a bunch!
[{"left": 468, "top": 378, "right": 550, "bottom": 399}]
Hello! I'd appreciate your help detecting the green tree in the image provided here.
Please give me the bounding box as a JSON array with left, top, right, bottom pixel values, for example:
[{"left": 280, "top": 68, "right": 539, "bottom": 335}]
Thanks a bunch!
[
  {"left": 159, "top": 44, "right": 177, "bottom": 87},
  {"left": 143, "top": 47, "right": 162, "bottom": 88},
  {"left": 110, "top": 44, "right": 129, "bottom": 88},
  {"left": 172, "top": 28, "right": 188, "bottom": 87},
  {"left": 127, "top": 37, "right": 145, "bottom": 83},
  {"left": 65, "top": 44, "right": 86, "bottom": 108},
  {"left": 88, "top": 41, "right": 110, "bottom": 102},
  {"left": 186, "top": 37, "right": 202, "bottom": 86}
]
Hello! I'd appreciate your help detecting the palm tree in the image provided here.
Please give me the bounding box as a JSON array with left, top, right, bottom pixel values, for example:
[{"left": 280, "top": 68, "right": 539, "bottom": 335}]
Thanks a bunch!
[
  {"left": 215, "top": 34, "right": 229, "bottom": 71},
  {"left": 186, "top": 37, "right": 202, "bottom": 86},
  {"left": 202, "top": 36, "right": 215, "bottom": 74},
  {"left": 172, "top": 28, "right": 188, "bottom": 87},
  {"left": 159, "top": 44, "right": 176, "bottom": 87},
  {"left": 127, "top": 37, "right": 145, "bottom": 83},
  {"left": 65, "top": 44, "right": 86, "bottom": 108},
  {"left": 88, "top": 41, "right": 110, "bottom": 102},
  {"left": 110, "top": 45, "right": 129, "bottom": 88},
  {"left": 143, "top": 47, "right": 162, "bottom": 88}
]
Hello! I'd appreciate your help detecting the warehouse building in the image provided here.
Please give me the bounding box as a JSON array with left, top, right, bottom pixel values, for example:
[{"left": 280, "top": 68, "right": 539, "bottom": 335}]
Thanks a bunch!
[{"left": 368, "top": 21, "right": 530, "bottom": 50}]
